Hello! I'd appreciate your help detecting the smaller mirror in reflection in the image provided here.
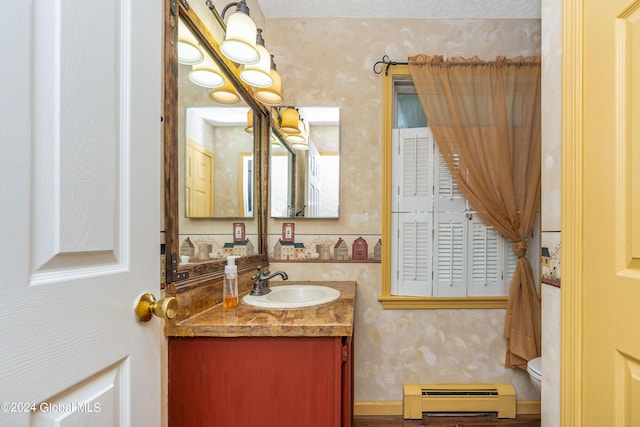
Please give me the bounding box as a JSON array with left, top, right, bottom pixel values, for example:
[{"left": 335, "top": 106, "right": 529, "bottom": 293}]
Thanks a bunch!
[
  {"left": 271, "top": 107, "right": 340, "bottom": 218},
  {"left": 185, "top": 106, "right": 254, "bottom": 218}
]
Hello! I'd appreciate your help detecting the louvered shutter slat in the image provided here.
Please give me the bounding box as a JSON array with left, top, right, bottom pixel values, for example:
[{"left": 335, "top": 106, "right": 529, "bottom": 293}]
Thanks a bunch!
[
  {"left": 433, "top": 213, "right": 467, "bottom": 297},
  {"left": 393, "top": 213, "right": 432, "bottom": 296},
  {"left": 468, "top": 221, "right": 504, "bottom": 296}
]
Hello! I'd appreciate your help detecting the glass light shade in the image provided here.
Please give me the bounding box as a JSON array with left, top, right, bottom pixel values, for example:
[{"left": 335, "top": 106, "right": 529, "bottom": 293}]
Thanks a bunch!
[
  {"left": 177, "top": 40, "right": 203, "bottom": 65},
  {"left": 280, "top": 108, "right": 300, "bottom": 134},
  {"left": 245, "top": 109, "right": 253, "bottom": 133},
  {"left": 285, "top": 132, "right": 306, "bottom": 144},
  {"left": 290, "top": 140, "right": 309, "bottom": 151},
  {"left": 240, "top": 43, "right": 273, "bottom": 88},
  {"left": 255, "top": 68, "right": 283, "bottom": 105},
  {"left": 209, "top": 78, "right": 240, "bottom": 104},
  {"left": 285, "top": 118, "right": 307, "bottom": 148},
  {"left": 188, "top": 56, "right": 224, "bottom": 88},
  {"left": 220, "top": 12, "right": 259, "bottom": 65}
]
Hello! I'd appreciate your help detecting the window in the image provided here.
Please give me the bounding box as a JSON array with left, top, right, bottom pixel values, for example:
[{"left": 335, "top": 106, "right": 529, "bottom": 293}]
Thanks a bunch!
[{"left": 380, "top": 67, "right": 539, "bottom": 309}]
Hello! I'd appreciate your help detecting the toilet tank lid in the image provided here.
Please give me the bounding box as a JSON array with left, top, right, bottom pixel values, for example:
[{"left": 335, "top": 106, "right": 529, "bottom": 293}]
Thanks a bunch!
[{"left": 527, "top": 357, "right": 542, "bottom": 376}]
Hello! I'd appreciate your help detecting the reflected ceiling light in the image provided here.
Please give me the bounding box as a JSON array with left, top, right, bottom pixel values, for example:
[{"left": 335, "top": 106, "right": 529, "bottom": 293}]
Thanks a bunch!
[
  {"left": 245, "top": 109, "right": 253, "bottom": 133},
  {"left": 286, "top": 132, "right": 305, "bottom": 143},
  {"left": 209, "top": 77, "right": 240, "bottom": 104},
  {"left": 240, "top": 29, "right": 273, "bottom": 88},
  {"left": 285, "top": 119, "right": 309, "bottom": 150},
  {"left": 188, "top": 56, "right": 224, "bottom": 88},
  {"left": 220, "top": 1, "right": 260, "bottom": 65},
  {"left": 290, "top": 139, "right": 309, "bottom": 151},
  {"left": 255, "top": 55, "right": 283, "bottom": 106},
  {"left": 178, "top": 19, "right": 203, "bottom": 65},
  {"left": 178, "top": 40, "right": 204, "bottom": 65},
  {"left": 280, "top": 107, "right": 300, "bottom": 134}
]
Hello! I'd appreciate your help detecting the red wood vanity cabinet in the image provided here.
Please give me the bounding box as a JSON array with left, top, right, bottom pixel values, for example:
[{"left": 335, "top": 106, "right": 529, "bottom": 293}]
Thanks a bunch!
[{"left": 168, "top": 335, "right": 354, "bottom": 427}]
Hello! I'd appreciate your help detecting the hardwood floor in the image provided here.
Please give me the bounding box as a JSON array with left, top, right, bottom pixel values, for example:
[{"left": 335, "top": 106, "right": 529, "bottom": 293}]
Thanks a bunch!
[{"left": 353, "top": 414, "right": 541, "bottom": 426}]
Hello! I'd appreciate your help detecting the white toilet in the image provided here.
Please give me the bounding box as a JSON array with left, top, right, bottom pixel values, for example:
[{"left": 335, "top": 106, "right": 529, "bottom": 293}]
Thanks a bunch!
[{"left": 527, "top": 357, "right": 542, "bottom": 393}]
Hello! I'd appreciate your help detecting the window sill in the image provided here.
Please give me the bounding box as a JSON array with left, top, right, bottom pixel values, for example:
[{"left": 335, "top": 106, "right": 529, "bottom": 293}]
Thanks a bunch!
[{"left": 378, "top": 295, "right": 508, "bottom": 309}]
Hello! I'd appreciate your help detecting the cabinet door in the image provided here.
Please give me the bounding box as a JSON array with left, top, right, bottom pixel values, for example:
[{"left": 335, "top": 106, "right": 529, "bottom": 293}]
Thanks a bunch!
[{"left": 169, "top": 336, "right": 345, "bottom": 427}]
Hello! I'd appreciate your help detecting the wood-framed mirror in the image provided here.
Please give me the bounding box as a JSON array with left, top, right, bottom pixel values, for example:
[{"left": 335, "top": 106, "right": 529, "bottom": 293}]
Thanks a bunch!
[
  {"left": 270, "top": 106, "right": 340, "bottom": 218},
  {"left": 164, "top": 0, "right": 268, "bottom": 292}
]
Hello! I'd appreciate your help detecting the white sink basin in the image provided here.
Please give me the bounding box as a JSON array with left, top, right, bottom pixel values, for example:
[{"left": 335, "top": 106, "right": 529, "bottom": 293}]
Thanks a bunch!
[{"left": 243, "top": 285, "right": 341, "bottom": 309}]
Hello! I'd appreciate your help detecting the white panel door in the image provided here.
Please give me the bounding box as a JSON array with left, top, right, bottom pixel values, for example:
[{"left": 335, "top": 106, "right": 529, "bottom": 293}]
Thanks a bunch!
[{"left": 0, "top": 0, "right": 162, "bottom": 426}]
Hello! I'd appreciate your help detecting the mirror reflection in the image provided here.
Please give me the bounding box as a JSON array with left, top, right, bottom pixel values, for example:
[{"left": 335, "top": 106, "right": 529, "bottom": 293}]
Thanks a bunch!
[
  {"left": 270, "top": 107, "right": 340, "bottom": 218},
  {"left": 179, "top": 17, "right": 255, "bottom": 220},
  {"left": 177, "top": 16, "right": 259, "bottom": 263},
  {"left": 184, "top": 106, "right": 254, "bottom": 218}
]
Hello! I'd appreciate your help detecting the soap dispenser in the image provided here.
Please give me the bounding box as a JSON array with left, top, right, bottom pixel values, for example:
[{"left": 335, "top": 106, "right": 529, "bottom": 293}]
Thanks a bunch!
[{"left": 223, "top": 256, "right": 240, "bottom": 309}]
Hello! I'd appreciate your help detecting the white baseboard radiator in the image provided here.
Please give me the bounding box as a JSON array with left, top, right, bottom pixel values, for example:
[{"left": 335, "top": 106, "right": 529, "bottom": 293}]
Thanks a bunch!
[{"left": 403, "top": 383, "right": 516, "bottom": 419}]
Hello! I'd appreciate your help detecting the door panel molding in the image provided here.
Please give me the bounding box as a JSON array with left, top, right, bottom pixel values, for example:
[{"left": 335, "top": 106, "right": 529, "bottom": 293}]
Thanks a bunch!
[
  {"left": 561, "top": 0, "right": 585, "bottom": 424},
  {"left": 30, "top": 0, "right": 129, "bottom": 282}
]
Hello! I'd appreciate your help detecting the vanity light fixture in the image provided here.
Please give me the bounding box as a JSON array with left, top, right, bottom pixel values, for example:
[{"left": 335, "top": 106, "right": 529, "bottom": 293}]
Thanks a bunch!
[
  {"left": 178, "top": 40, "right": 204, "bottom": 65},
  {"left": 240, "top": 29, "right": 274, "bottom": 88},
  {"left": 286, "top": 132, "right": 305, "bottom": 143},
  {"left": 209, "top": 77, "right": 240, "bottom": 104},
  {"left": 255, "top": 55, "right": 283, "bottom": 106},
  {"left": 220, "top": 1, "right": 260, "bottom": 65},
  {"left": 279, "top": 107, "right": 301, "bottom": 134},
  {"left": 290, "top": 138, "right": 309, "bottom": 151},
  {"left": 188, "top": 55, "right": 225, "bottom": 88},
  {"left": 245, "top": 109, "right": 253, "bottom": 133},
  {"left": 286, "top": 118, "right": 309, "bottom": 150},
  {"left": 178, "top": 18, "right": 204, "bottom": 65}
]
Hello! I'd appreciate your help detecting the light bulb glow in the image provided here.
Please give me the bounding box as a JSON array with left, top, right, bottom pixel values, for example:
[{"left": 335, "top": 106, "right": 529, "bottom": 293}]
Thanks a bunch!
[
  {"left": 255, "top": 68, "right": 283, "bottom": 105},
  {"left": 188, "top": 56, "right": 224, "bottom": 88},
  {"left": 240, "top": 43, "right": 273, "bottom": 88},
  {"left": 178, "top": 40, "right": 203, "bottom": 65},
  {"left": 220, "top": 12, "right": 259, "bottom": 65},
  {"left": 209, "top": 79, "right": 240, "bottom": 104}
]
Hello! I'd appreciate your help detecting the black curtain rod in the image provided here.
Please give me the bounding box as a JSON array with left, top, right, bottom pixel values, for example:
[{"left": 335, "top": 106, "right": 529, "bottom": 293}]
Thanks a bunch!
[
  {"left": 373, "top": 55, "right": 407, "bottom": 76},
  {"left": 374, "top": 54, "right": 540, "bottom": 76}
]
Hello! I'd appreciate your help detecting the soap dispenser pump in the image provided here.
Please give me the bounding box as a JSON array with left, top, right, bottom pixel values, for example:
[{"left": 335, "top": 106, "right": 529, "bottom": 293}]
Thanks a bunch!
[{"left": 223, "top": 256, "right": 240, "bottom": 309}]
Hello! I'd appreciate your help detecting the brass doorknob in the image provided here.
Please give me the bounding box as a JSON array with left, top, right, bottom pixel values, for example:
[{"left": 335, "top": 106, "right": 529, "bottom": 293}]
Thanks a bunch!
[{"left": 135, "top": 293, "right": 178, "bottom": 322}]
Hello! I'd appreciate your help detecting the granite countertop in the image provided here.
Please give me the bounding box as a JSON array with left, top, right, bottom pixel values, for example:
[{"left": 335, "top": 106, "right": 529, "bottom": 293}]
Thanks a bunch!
[{"left": 164, "top": 281, "right": 356, "bottom": 338}]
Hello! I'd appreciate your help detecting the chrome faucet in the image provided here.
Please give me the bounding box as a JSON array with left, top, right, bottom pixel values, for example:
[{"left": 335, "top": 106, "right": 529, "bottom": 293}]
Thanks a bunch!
[{"left": 250, "top": 265, "right": 288, "bottom": 296}]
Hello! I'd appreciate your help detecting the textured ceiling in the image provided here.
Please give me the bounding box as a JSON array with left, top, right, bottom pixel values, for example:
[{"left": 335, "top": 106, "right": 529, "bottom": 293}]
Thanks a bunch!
[{"left": 256, "top": 0, "right": 541, "bottom": 19}]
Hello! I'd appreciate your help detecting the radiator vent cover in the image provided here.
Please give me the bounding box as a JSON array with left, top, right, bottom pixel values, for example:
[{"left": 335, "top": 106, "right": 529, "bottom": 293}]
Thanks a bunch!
[{"left": 403, "top": 383, "right": 516, "bottom": 419}]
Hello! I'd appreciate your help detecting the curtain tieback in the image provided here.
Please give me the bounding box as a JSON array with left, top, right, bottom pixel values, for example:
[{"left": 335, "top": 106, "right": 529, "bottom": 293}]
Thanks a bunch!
[{"left": 512, "top": 240, "right": 528, "bottom": 258}]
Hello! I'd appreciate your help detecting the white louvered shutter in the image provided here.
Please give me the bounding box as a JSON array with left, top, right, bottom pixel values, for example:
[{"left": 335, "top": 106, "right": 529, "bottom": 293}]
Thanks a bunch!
[
  {"left": 467, "top": 220, "right": 503, "bottom": 296},
  {"left": 392, "top": 213, "right": 432, "bottom": 296},
  {"left": 433, "top": 213, "right": 467, "bottom": 297},
  {"left": 503, "top": 239, "right": 519, "bottom": 294},
  {"left": 391, "top": 126, "right": 526, "bottom": 298},
  {"left": 393, "top": 128, "right": 432, "bottom": 212},
  {"left": 391, "top": 128, "right": 434, "bottom": 296},
  {"left": 434, "top": 151, "right": 464, "bottom": 212}
]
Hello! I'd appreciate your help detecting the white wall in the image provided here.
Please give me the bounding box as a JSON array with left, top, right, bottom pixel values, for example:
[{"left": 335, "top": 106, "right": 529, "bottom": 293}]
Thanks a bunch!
[{"left": 541, "top": 0, "right": 562, "bottom": 424}]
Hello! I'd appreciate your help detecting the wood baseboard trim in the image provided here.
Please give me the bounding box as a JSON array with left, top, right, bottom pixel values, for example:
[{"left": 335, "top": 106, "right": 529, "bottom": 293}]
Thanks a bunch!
[
  {"left": 354, "top": 401, "right": 402, "bottom": 416},
  {"left": 354, "top": 400, "right": 541, "bottom": 416},
  {"left": 516, "top": 400, "right": 541, "bottom": 415}
]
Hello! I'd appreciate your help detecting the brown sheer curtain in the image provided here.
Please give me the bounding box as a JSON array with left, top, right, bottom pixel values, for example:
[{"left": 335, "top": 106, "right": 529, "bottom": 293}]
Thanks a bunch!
[{"left": 408, "top": 55, "right": 541, "bottom": 370}]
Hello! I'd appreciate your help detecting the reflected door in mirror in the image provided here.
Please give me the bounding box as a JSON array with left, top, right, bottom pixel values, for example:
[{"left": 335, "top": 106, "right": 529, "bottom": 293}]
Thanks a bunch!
[{"left": 185, "top": 139, "right": 214, "bottom": 217}]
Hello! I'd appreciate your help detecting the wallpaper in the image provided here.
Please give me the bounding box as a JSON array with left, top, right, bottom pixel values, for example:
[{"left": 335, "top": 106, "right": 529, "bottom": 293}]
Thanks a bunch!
[{"left": 265, "top": 17, "right": 542, "bottom": 401}]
